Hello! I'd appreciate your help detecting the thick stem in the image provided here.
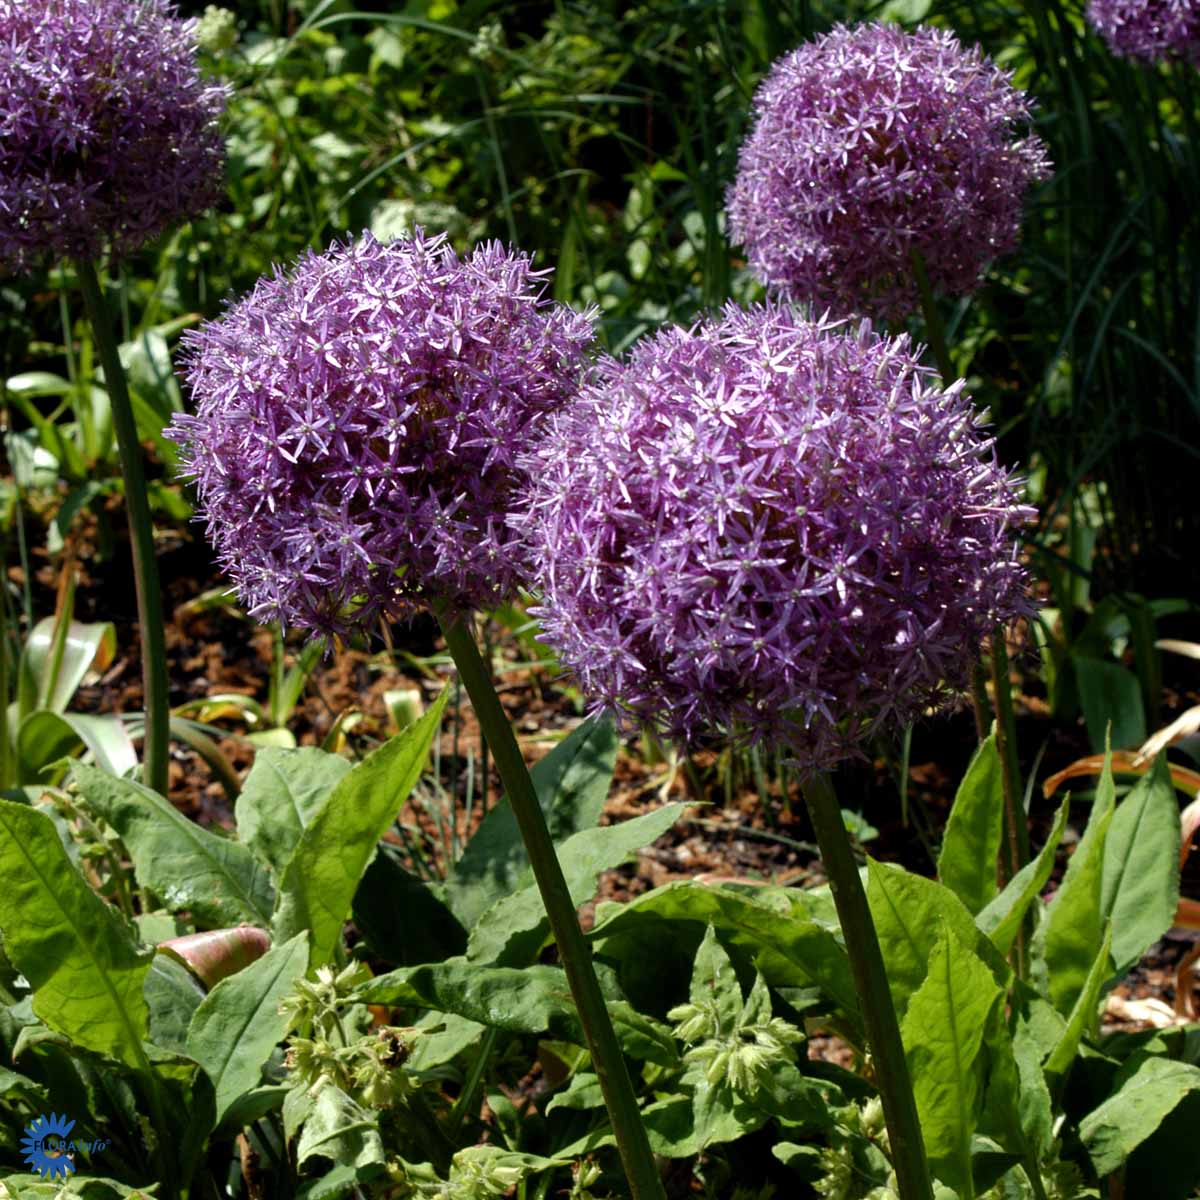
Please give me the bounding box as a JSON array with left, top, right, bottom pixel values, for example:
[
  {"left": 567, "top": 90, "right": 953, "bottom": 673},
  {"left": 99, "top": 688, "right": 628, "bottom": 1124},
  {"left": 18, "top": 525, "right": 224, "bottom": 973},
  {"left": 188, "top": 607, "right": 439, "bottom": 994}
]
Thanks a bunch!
[
  {"left": 435, "top": 608, "right": 665, "bottom": 1200},
  {"left": 75, "top": 260, "right": 170, "bottom": 797},
  {"left": 802, "top": 770, "right": 933, "bottom": 1200}
]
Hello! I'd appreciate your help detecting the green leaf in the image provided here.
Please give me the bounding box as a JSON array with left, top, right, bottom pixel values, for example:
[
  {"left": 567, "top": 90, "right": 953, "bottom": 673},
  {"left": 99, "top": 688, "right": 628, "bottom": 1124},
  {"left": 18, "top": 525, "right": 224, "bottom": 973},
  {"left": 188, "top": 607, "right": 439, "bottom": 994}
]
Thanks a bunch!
[
  {"left": 295, "top": 1085, "right": 386, "bottom": 1171},
  {"left": 273, "top": 690, "right": 447, "bottom": 967},
  {"left": 352, "top": 852, "right": 467, "bottom": 966},
  {"left": 1080, "top": 1056, "right": 1200, "bottom": 1177},
  {"left": 1033, "top": 744, "right": 1116, "bottom": 1016},
  {"left": 978, "top": 799, "right": 1069, "bottom": 957},
  {"left": 867, "top": 860, "right": 1009, "bottom": 1022},
  {"left": 589, "top": 881, "right": 858, "bottom": 1030},
  {"left": 144, "top": 952, "right": 206, "bottom": 1056},
  {"left": 1073, "top": 656, "right": 1146, "bottom": 753},
  {"left": 20, "top": 616, "right": 116, "bottom": 716},
  {"left": 360, "top": 958, "right": 581, "bottom": 1040},
  {"left": 185, "top": 931, "right": 309, "bottom": 1126},
  {"left": 14, "top": 711, "right": 83, "bottom": 782},
  {"left": 214, "top": 1085, "right": 290, "bottom": 1137},
  {"left": 466, "top": 803, "right": 683, "bottom": 965},
  {"left": 689, "top": 924, "right": 743, "bottom": 1030},
  {"left": 1100, "top": 752, "right": 1181, "bottom": 976},
  {"left": 57, "top": 713, "right": 138, "bottom": 779},
  {"left": 546, "top": 1072, "right": 605, "bottom": 1115},
  {"left": 976, "top": 997, "right": 1049, "bottom": 1163},
  {"left": 1044, "top": 922, "right": 1113, "bottom": 1081},
  {"left": 73, "top": 765, "right": 274, "bottom": 929},
  {"left": 0, "top": 799, "right": 152, "bottom": 1068},
  {"left": 641, "top": 1083, "right": 768, "bottom": 1157},
  {"left": 901, "top": 922, "right": 1003, "bottom": 1196},
  {"left": 360, "top": 957, "right": 665, "bottom": 1066},
  {"left": 235, "top": 746, "right": 351, "bottom": 876},
  {"left": 938, "top": 730, "right": 1004, "bottom": 915},
  {"left": 444, "top": 717, "right": 617, "bottom": 928}
]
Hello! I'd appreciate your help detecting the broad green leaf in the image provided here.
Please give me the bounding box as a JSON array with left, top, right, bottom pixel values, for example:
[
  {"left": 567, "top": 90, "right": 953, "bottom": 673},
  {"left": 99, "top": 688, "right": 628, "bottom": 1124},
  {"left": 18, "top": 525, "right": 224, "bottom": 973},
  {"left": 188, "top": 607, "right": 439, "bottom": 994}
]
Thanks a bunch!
[
  {"left": 214, "top": 1086, "right": 290, "bottom": 1137},
  {"left": 360, "top": 958, "right": 580, "bottom": 1040},
  {"left": 14, "top": 711, "right": 82, "bottom": 782},
  {"left": 977, "top": 997, "right": 1050, "bottom": 1162},
  {"left": 20, "top": 617, "right": 115, "bottom": 716},
  {"left": 273, "top": 690, "right": 448, "bottom": 967},
  {"left": 73, "top": 765, "right": 274, "bottom": 928},
  {"left": 589, "top": 881, "right": 858, "bottom": 1031},
  {"left": 977, "top": 799, "right": 1069, "bottom": 956},
  {"left": 144, "top": 952, "right": 206, "bottom": 1056},
  {"left": 0, "top": 799, "right": 152, "bottom": 1068},
  {"left": 352, "top": 852, "right": 467, "bottom": 966},
  {"left": 444, "top": 717, "right": 617, "bottom": 927},
  {"left": 901, "top": 923, "right": 1002, "bottom": 1196},
  {"left": 689, "top": 924, "right": 743, "bottom": 1029},
  {"left": 640, "top": 1087, "right": 765, "bottom": 1157},
  {"left": 466, "top": 803, "right": 683, "bottom": 965},
  {"left": 186, "top": 931, "right": 308, "bottom": 1126},
  {"left": 1073, "top": 656, "right": 1146, "bottom": 753},
  {"left": 235, "top": 746, "right": 351, "bottom": 876},
  {"left": 867, "top": 860, "right": 1009, "bottom": 1021},
  {"left": 58, "top": 714, "right": 138, "bottom": 779},
  {"left": 938, "top": 730, "right": 1004, "bottom": 915},
  {"left": 546, "top": 1072, "right": 604, "bottom": 1114},
  {"left": 0, "top": 1065, "right": 48, "bottom": 1106},
  {"left": 1100, "top": 752, "right": 1181, "bottom": 976},
  {"left": 295, "top": 1084, "right": 385, "bottom": 1171},
  {"left": 1044, "top": 923, "right": 1113, "bottom": 1081},
  {"left": 405, "top": 1012, "right": 485, "bottom": 1071},
  {"left": 1033, "top": 745, "right": 1115, "bottom": 1017},
  {"left": 1080, "top": 1056, "right": 1200, "bottom": 1177}
]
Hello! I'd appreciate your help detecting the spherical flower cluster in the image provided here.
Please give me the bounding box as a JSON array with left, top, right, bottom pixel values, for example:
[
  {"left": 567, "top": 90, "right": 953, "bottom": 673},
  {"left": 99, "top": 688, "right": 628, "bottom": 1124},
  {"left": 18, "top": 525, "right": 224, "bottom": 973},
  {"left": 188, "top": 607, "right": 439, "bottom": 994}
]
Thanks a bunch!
[
  {"left": 727, "top": 23, "right": 1051, "bottom": 321},
  {"left": 0, "top": 0, "right": 226, "bottom": 273},
  {"left": 1087, "top": 0, "right": 1200, "bottom": 65},
  {"left": 519, "top": 304, "right": 1033, "bottom": 769},
  {"left": 168, "top": 231, "right": 595, "bottom": 637}
]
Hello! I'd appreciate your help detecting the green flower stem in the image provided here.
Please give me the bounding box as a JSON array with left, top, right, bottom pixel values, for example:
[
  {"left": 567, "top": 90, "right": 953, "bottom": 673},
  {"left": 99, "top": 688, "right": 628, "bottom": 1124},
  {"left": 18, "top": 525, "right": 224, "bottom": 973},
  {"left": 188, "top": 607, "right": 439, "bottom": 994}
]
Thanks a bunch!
[
  {"left": 801, "top": 770, "right": 933, "bottom": 1200},
  {"left": 435, "top": 607, "right": 665, "bottom": 1200},
  {"left": 76, "top": 259, "right": 170, "bottom": 797}
]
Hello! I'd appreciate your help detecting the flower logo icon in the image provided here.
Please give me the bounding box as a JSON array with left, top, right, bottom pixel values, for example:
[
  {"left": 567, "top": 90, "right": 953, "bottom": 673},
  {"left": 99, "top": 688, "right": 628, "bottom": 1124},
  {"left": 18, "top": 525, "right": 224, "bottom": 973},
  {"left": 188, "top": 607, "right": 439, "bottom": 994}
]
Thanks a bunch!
[{"left": 20, "top": 1112, "right": 76, "bottom": 1179}]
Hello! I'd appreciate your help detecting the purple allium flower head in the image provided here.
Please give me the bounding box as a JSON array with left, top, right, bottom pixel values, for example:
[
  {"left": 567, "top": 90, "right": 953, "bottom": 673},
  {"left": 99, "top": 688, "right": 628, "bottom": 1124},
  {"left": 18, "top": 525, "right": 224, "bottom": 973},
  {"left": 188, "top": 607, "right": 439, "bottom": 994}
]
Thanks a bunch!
[
  {"left": 0, "top": 0, "right": 227, "bottom": 273},
  {"left": 1087, "top": 0, "right": 1200, "bottom": 65},
  {"left": 727, "top": 24, "right": 1051, "bottom": 321},
  {"left": 168, "top": 230, "right": 596, "bottom": 638},
  {"left": 519, "top": 304, "right": 1034, "bottom": 770}
]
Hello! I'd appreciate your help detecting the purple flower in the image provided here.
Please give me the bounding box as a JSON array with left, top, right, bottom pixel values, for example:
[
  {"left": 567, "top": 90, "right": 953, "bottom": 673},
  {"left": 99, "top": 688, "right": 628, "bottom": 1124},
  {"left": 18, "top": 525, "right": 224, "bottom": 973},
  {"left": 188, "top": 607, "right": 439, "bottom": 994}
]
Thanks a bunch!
[
  {"left": 518, "top": 304, "right": 1033, "bottom": 769},
  {"left": 1087, "top": 0, "right": 1200, "bottom": 65},
  {"left": 168, "top": 230, "right": 595, "bottom": 638},
  {"left": 727, "top": 23, "right": 1051, "bottom": 322},
  {"left": 0, "top": 0, "right": 226, "bottom": 273}
]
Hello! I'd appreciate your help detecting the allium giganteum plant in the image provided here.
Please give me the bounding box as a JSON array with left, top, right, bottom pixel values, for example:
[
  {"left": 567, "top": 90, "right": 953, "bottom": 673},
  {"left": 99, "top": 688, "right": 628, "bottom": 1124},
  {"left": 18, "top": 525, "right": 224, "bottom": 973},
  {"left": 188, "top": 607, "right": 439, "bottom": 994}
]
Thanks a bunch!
[
  {"left": 519, "top": 305, "right": 1034, "bottom": 771},
  {"left": 727, "top": 23, "right": 1051, "bottom": 320},
  {"left": 168, "top": 231, "right": 596, "bottom": 638},
  {"left": 1088, "top": 0, "right": 1200, "bottom": 64},
  {"left": 0, "top": 0, "right": 226, "bottom": 272}
]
